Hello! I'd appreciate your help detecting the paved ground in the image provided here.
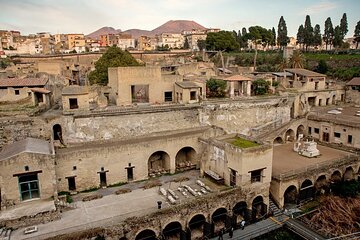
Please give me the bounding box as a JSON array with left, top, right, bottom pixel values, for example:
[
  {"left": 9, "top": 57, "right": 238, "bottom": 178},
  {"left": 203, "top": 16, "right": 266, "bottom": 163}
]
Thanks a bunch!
[
  {"left": 0, "top": 201, "right": 55, "bottom": 221},
  {"left": 10, "top": 170, "right": 225, "bottom": 240},
  {"left": 272, "top": 143, "right": 351, "bottom": 176}
]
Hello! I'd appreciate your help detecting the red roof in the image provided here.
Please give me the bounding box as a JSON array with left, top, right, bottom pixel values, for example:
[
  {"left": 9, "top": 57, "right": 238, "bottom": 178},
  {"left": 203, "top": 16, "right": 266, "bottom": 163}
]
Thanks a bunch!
[
  {"left": 0, "top": 78, "right": 48, "bottom": 87},
  {"left": 346, "top": 77, "right": 360, "bottom": 86}
]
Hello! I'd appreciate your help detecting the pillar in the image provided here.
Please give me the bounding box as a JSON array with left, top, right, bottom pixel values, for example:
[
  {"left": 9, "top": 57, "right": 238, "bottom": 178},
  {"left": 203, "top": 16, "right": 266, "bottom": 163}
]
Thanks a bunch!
[
  {"left": 230, "top": 81, "right": 235, "bottom": 98},
  {"left": 170, "top": 155, "right": 176, "bottom": 174},
  {"left": 246, "top": 81, "right": 251, "bottom": 96}
]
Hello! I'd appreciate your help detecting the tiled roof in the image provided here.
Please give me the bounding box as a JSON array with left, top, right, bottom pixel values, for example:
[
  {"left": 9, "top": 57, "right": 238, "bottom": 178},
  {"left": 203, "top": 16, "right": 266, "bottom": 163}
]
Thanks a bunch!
[
  {"left": 0, "top": 78, "right": 48, "bottom": 87},
  {"left": 30, "top": 88, "right": 51, "bottom": 94},
  {"left": 346, "top": 77, "right": 360, "bottom": 86},
  {"left": 62, "top": 85, "right": 89, "bottom": 95},
  {"left": 0, "top": 138, "right": 52, "bottom": 161},
  {"left": 222, "top": 75, "right": 253, "bottom": 81},
  {"left": 284, "top": 68, "right": 326, "bottom": 77},
  {"left": 175, "top": 81, "right": 201, "bottom": 89}
]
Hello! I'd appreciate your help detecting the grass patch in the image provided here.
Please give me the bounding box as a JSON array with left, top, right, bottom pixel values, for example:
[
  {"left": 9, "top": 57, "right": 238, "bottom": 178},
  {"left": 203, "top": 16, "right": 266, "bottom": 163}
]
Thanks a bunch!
[
  {"left": 107, "top": 182, "right": 127, "bottom": 188},
  {"left": 80, "top": 186, "right": 100, "bottom": 193},
  {"left": 231, "top": 137, "right": 260, "bottom": 148}
]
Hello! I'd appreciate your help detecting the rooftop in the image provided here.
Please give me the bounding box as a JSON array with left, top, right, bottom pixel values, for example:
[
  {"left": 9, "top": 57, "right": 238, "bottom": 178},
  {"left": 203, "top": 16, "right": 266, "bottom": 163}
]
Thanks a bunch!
[
  {"left": 0, "top": 138, "right": 52, "bottom": 160},
  {"left": 62, "top": 85, "right": 89, "bottom": 95},
  {"left": 272, "top": 72, "right": 293, "bottom": 77},
  {"left": 272, "top": 143, "right": 352, "bottom": 178},
  {"left": 284, "top": 68, "right": 326, "bottom": 78},
  {"left": 222, "top": 75, "right": 253, "bottom": 81},
  {"left": 0, "top": 78, "right": 48, "bottom": 88},
  {"left": 308, "top": 106, "right": 360, "bottom": 127},
  {"left": 175, "top": 81, "right": 201, "bottom": 89},
  {"left": 346, "top": 77, "right": 360, "bottom": 86}
]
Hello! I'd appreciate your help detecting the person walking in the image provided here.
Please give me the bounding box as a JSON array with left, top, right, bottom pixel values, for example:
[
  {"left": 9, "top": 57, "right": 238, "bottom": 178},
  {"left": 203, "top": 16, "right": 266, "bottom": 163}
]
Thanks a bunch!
[
  {"left": 229, "top": 226, "right": 234, "bottom": 238},
  {"left": 241, "top": 220, "right": 246, "bottom": 230},
  {"left": 218, "top": 228, "right": 224, "bottom": 240}
]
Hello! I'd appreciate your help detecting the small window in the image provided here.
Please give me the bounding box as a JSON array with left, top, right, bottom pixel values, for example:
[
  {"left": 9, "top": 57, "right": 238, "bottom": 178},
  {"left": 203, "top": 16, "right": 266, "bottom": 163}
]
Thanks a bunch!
[
  {"left": 348, "top": 135, "right": 352, "bottom": 144},
  {"left": 308, "top": 127, "right": 312, "bottom": 135},
  {"left": 15, "top": 89, "right": 20, "bottom": 95},
  {"left": 24, "top": 166, "right": 29, "bottom": 171},
  {"left": 69, "top": 98, "right": 78, "bottom": 109},
  {"left": 250, "top": 169, "right": 263, "bottom": 183},
  {"left": 73, "top": 166, "right": 77, "bottom": 170},
  {"left": 190, "top": 91, "right": 196, "bottom": 101},
  {"left": 334, "top": 132, "right": 341, "bottom": 138},
  {"left": 314, "top": 128, "right": 320, "bottom": 134},
  {"left": 164, "top": 91, "right": 172, "bottom": 102}
]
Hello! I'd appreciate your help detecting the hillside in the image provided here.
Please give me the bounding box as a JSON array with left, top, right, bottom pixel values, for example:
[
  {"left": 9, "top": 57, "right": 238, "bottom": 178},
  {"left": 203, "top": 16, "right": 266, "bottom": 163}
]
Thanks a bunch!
[{"left": 87, "top": 20, "right": 207, "bottom": 39}]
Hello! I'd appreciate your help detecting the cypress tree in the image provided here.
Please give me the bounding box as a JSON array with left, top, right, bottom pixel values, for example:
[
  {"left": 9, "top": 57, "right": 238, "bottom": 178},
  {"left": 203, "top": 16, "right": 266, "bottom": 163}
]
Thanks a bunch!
[
  {"left": 340, "top": 13, "right": 348, "bottom": 39},
  {"left": 324, "top": 17, "right": 334, "bottom": 50},
  {"left": 304, "top": 15, "right": 314, "bottom": 51},
  {"left": 354, "top": 21, "right": 360, "bottom": 49},
  {"left": 277, "top": 16, "right": 289, "bottom": 49},
  {"left": 313, "top": 24, "right": 322, "bottom": 48},
  {"left": 297, "top": 25, "right": 305, "bottom": 50}
]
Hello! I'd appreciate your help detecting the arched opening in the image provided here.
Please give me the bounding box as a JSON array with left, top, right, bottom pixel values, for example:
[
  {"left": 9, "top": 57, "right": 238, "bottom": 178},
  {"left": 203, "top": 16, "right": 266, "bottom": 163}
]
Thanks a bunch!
[
  {"left": 332, "top": 95, "right": 336, "bottom": 104},
  {"left": 330, "top": 170, "right": 342, "bottom": 183},
  {"left": 252, "top": 196, "right": 266, "bottom": 221},
  {"left": 296, "top": 125, "right": 305, "bottom": 138},
  {"left": 53, "top": 124, "right": 62, "bottom": 141},
  {"left": 273, "top": 137, "right": 284, "bottom": 145},
  {"left": 212, "top": 208, "right": 227, "bottom": 234},
  {"left": 299, "top": 179, "right": 314, "bottom": 202},
  {"left": 233, "top": 201, "right": 247, "bottom": 226},
  {"left": 148, "top": 151, "right": 170, "bottom": 177},
  {"left": 175, "top": 147, "right": 197, "bottom": 171},
  {"left": 189, "top": 214, "right": 206, "bottom": 239},
  {"left": 135, "top": 229, "right": 157, "bottom": 240},
  {"left": 284, "top": 185, "right": 298, "bottom": 207},
  {"left": 162, "top": 221, "right": 182, "bottom": 239},
  {"left": 314, "top": 175, "right": 327, "bottom": 195},
  {"left": 285, "top": 129, "right": 295, "bottom": 142},
  {"left": 343, "top": 167, "right": 354, "bottom": 181}
]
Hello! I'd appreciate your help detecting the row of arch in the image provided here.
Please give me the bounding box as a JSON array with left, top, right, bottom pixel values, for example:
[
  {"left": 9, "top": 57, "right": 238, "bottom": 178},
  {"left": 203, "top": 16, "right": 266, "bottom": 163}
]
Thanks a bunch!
[
  {"left": 274, "top": 124, "right": 305, "bottom": 144},
  {"left": 148, "top": 147, "right": 197, "bottom": 176},
  {"left": 283, "top": 167, "right": 360, "bottom": 207},
  {"left": 134, "top": 196, "right": 266, "bottom": 240}
]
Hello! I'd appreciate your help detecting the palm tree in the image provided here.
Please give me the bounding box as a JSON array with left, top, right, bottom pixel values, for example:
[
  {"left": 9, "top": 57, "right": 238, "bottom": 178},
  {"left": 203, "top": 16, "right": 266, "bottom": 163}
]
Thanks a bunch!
[
  {"left": 289, "top": 50, "right": 304, "bottom": 68},
  {"left": 277, "top": 59, "right": 288, "bottom": 71}
]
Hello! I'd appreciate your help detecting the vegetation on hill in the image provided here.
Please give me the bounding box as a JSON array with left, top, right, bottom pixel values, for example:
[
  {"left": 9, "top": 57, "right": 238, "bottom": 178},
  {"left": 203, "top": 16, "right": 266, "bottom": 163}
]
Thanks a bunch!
[{"left": 88, "top": 46, "right": 141, "bottom": 85}]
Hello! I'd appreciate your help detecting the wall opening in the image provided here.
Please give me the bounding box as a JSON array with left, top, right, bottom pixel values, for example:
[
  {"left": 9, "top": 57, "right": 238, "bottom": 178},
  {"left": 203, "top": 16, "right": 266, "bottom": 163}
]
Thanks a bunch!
[
  {"left": 212, "top": 208, "right": 227, "bottom": 234},
  {"left": 67, "top": 177, "right": 76, "bottom": 191},
  {"left": 252, "top": 196, "right": 266, "bottom": 221},
  {"left": 135, "top": 229, "right": 157, "bottom": 240},
  {"left": 296, "top": 125, "right": 305, "bottom": 138},
  {"left": 162, "top": 221, "right": 182, "bottom": 239},
  {"left": 148, "top": 151, "right": 170, "bottom": 176},
  {"left": 285, "top": 129, "right": 295, "bottom": 142},
  {"left": 69, "top": 98, "right": 78, "bottom": 109},
  {"left": 330, "top": 170, "right": 342, "bottom": 183},
  {"left": 343, "top": 167, "right": 354, "bottom": 181},
  {"left": 299, "top": 179, "right": 314, "bottom": 202},
  {"left": 189, "top": 214, "right": 206, "bottom": 239},
  {"left": 273, "top": 137, "right": 284, "bottom": 145},
  {"left": 314, "top": 175, "right": 327, "bottom": 195},
  {"left": 53, "top": 124, "right": 62, "bottom": 141},
  {"left": 131, "top": 85, "right": 149, "bottom": 103},
  {"left": 233, "top": 201, "right": 248, "bottom": 226},
  {"left": 175, "top": 147, "right": 197, "bottom": 171},
  {"left": 18, "top": 173, "right": 40, "bottom": 201}
]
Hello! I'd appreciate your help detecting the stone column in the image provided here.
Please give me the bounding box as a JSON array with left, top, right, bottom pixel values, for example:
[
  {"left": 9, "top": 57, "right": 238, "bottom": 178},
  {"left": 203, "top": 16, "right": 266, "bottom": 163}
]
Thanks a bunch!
[
  {"left": 246, "top": 81, "right": 251, "bottom": 96},
  {"left": 230, "top": 81, "right": 235, "bottom": 98},
  {"left": 169, "top": 155, "right": 176, "bottom": 174}
]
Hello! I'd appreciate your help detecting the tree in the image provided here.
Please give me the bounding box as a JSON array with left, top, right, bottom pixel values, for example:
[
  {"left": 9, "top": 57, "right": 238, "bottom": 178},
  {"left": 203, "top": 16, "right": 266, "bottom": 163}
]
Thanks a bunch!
[
  {"left": 353, "top": 21, "right": 360, "bottom": 49},
  {"left": 304, "top": 15, "right": 314, "bottom": 51},
  {"left": 241, "top": 27, "right": 247, "bottom": 36},
  {"left": 297, "top": 25, "right": 305, "bottom": 50},
  {"left": 340, "top": 13, "right": 348, "bottom": 39},
  {"left": 316, "top": 60, "right": 329, "bottom": 74},
  {"left": 313, "top": 24, "right": 322, "bottom": 48},
  {"left": 197, "top": 39, "right": 206, "bottom": 51},
  {"left": 289, "top": 50, "right": 304, "bottom": 68},
  {"left": 205, "top": 31, "right": 240, "bottom": 52},
  {"left": 324, "top": 17, "right": 334, "bottom": 50},
  {"left": 88, "top": 46, "right": 141, "bottom": 85},
  {"left": 206, "top": 78, "right": 227, "bottom": 98},
  {"left": 248, "top": 26, "right": 273, "bottom": 69},
  {"left": 252, "top": 79, "right": 270, "bottom": 95},
  {"left": 277, "top": 16, "right": 289, "bottom": 49},
  {"left": 333, "top": 25, "right": 342, "bottom": 48},
  {"left": 271, "top": 27, "right": 276, "bottom": 48},
  {"left": 183, "top": 37, "right": 189, "bottom": 49}
]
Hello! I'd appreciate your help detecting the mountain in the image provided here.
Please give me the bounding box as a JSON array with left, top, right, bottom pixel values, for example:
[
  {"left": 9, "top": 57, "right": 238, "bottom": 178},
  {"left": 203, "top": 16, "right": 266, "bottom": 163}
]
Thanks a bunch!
[
  {"left": 87, "top": 20, "right": 207, "bottom": 39},
  {"left": 151, "top": 20, "right": 206, "bottom": 35},
  {"left": 86, "top": 27, "right": 121, "bottom": 39}
]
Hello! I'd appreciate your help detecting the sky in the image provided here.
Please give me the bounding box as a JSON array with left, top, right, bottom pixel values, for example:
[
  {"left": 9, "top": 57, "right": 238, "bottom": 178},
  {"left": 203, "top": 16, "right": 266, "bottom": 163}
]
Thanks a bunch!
[{"left": 0, "top": 0, "right": 359, "bottom": 38}]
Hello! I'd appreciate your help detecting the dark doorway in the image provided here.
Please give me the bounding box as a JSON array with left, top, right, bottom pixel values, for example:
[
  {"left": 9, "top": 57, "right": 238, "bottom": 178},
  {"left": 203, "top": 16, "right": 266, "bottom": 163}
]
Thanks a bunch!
[
  {"left": 135, "top": 229, "right": 156, "bottom": 240},
  {"left": 308, "top": 97, "right": 316, "bottom": 106},
  {"left": 53, "top": 124, "right": 62, "bottom": 141},
  {"left": 212, "top": 208, "right": 227, "bottom": 234},
  {"left": 67, "top": 177, "right": 76, "bottom": 191},
  {"left": 189, "top": 214, "right": 206, "bottom": 239},
  {"left": 162, "top": 221, "right": 182, "bottom": 239},
  {"left": 99, "top": 172, "right": 107, "bottom": 187},
  {"left": 126, "top": 164, "right": 134, "bottom": 182},
  {"left": 230, "top": 169, "right": 236, "bottom": 186},
  {"left": 69, "top": 98, "right": 78, "bottom": 109},
  {"left": 299, "top": 179, "right": 314, "bottom": 202},
  {"left": 322, "top": 132, "right": 329, "bottom": 142},
  {"left": 284, "top": 185, "right": 298, "bottom": 206},
  {"left": 252, "top": 196, "right": 266, "bottom": 221}
]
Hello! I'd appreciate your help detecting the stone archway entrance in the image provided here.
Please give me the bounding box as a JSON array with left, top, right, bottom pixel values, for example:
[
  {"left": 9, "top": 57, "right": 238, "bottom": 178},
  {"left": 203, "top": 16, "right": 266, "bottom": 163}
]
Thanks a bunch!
[
  {"left": 344, "top": 167, "right": 354, "bottom": 181},
  {"left": 175, "top": 147, "right": 197, "bottom": 171},
  {"left": 233, "top": 201, "right": 248, "bottom": 227},
  {"left": 330, "top": 170, "right": 342, "bottom": 183},
  {"left": 273, "top": 137, "right": 284, "bottom": 145},
  {"left": 53, "top": 124, "right": 62, "bottom": 141},
  {"left": 315, "top": 175, "right": 327, "bottom": 195},
  {"left": 252, "top": 196, "right": 266, "bottom": 221},
  {"left": 284, "top": 185, "right": 298, "bottom": 207},
  {"left": 212, "top": 208, "right": 228, "bottom": 234},
  {"left": 285, "top": 129, "right": 295, "bottom": 142},
  {"left": 299, "top": 179, "right": 314, "bottom": 202},
  {"left": 148, "top": 151, "right": 170, "bottom": 177},
  {"left": 296, "top": 125, "right": 305, "bottom": 138},
  {"left": 188, "top": 214, "right": 206, "bottom": 239},
  {"left": 162, "top": 221, "right": 182, "bottom": 240},
  {"left": 135, "top": 229, "right": 157, "bottom": 240}
]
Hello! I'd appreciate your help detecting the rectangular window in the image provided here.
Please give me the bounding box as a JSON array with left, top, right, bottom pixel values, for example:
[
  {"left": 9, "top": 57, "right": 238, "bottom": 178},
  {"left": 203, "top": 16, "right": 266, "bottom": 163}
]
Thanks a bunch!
[
  {"left": 250, "top": 169, "right": 263, "bottom": 183},
  {"left": 314, "top": 128, "right": 320, "bottom": 134},
  {"left": 348, "top": 135, "right": 352, "bottom": 144},
  {"left": 18, "top": 174, "right": 40, "bottom": 201},
  {"left": 308, "top": 127, "right": 312, "bottom": 135},
  {"left": 190, "top": 91, "right": 196, "bottom": 100},
  {"left": 334, "top": 132, "right": 341, "bottom": 138},
  {"left": 69, "top": 98, "right": 78, "bottom": 109},
  {"left": 164, "top": 91, "right": 172, "bottom": 102},
  {"left": 15, "top": 89, "right": 20, "bottom": 95}
]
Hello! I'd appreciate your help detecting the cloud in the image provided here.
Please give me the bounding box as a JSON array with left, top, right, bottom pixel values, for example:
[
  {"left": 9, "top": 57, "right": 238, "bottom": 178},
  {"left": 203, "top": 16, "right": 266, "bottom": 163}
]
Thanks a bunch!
[{"left": 301, "top": 0, "right": 337, "bottom": 15}]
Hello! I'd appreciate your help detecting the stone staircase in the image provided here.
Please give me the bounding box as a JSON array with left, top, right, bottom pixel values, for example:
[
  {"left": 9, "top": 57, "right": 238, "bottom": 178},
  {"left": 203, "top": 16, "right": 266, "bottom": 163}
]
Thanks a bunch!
[
  {"left": 268, "top": 198, "right": 282, "bottom": 217},
  {"left": 0, "top": 227, "right": 12, "bottom": 240}
]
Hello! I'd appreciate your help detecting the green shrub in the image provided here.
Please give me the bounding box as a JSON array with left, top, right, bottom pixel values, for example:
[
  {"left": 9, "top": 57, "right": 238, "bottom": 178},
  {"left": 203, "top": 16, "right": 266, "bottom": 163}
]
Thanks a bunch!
[
  {"left": 252, "top": 79, "right": 270, "bottom": 95},
  {"left": 206, "top": 78, "right": 227, "bottom": 98}
]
